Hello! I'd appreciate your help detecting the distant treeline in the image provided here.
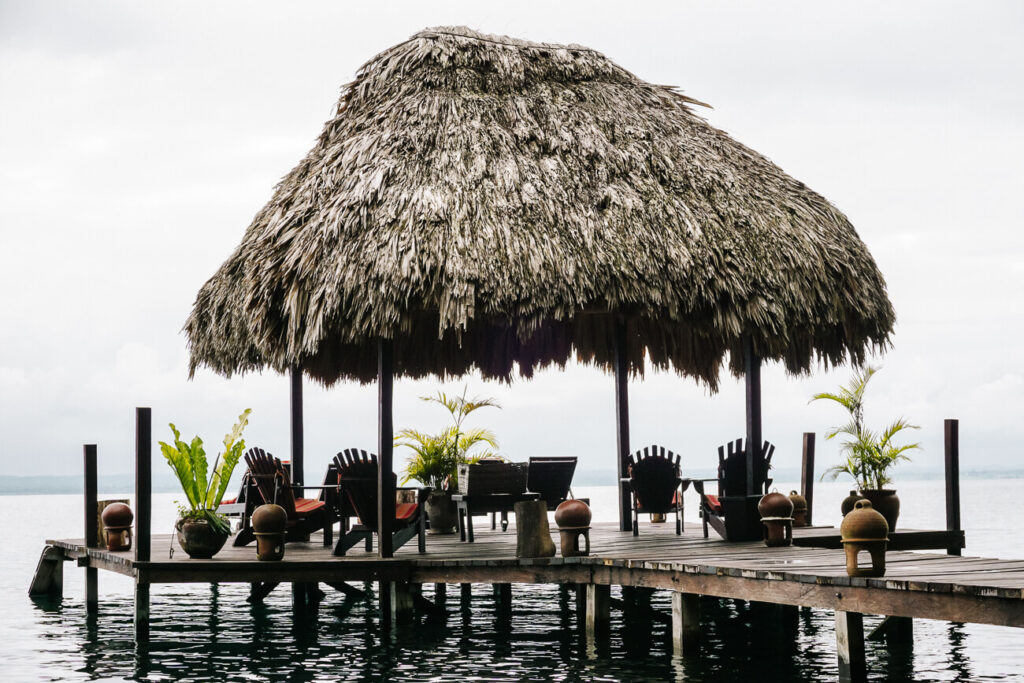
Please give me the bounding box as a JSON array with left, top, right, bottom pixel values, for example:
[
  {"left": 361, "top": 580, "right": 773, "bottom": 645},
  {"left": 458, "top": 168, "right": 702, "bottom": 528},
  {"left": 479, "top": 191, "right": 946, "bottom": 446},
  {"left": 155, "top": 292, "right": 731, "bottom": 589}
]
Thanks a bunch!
[{"left": 3, "top": 468, "right": 1020, "bottom": 496}]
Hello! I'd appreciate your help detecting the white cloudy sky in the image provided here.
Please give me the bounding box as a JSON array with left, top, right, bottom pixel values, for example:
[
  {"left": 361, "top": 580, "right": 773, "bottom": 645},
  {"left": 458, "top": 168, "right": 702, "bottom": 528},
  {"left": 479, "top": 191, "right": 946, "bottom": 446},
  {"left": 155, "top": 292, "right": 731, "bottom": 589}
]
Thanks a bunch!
[{"left": 1, "top": 1, "right": 1022, "bottom": 482}]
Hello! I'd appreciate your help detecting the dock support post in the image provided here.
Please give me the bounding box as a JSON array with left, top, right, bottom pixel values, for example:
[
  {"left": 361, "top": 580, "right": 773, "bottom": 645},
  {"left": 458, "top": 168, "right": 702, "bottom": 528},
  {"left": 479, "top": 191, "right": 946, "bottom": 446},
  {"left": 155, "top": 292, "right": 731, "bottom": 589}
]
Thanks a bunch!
[
  {"left": 944, "top": 419, "right": 962, "bottom": 556},
  {"left": 434, "top": 583, "right": 447, "bottom": 604},
  {"left": 801, "top": 432, "right": 815, "bottom": 525},
  {"left": 868, "top": 615, "right": 913, "bottom": 647},
  {"left": 585, "top": 584, "right": 610, "bottom": 638},
  {"left": 671, "top": 592, "right": 700, "bottom": 655},
  {"left": 379, "top": 580, "right": 393, "bottom": 632},
  {"left": 494, "top": 583, "right": 512, "bottom": 629},
  {"left": 835, "top": 610, "right": 867, "bottom": 683},
  {"left": 84, "top": 444, "right": 98, "bottom": 614},
  {"left": 613, "top": 319, "right": 632, "bottom": 532},
  {"left": 134, "top": 408, "right": 152, "bottom": 643},
  {"left": 377, "top": 339, "right": 395, "bottom": 558},
  {"left": 390, "top": 581, "right": 415, "bottom": 624}
]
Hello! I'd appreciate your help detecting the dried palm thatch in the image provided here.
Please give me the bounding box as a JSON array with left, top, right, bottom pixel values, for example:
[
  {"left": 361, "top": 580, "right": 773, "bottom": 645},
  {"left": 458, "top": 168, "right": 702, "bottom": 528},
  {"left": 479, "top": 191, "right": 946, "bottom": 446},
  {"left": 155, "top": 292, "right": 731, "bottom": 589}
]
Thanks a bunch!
[{"left": 186, "top": 26, "right": 894, "bottom": 389}]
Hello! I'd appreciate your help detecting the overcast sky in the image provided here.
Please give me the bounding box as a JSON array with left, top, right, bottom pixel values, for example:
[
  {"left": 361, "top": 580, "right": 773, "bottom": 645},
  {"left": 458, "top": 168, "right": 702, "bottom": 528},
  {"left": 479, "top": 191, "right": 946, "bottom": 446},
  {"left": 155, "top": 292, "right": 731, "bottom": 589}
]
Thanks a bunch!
[{"left": 1, "top": 1, "right": 1022, "bottom": 483}]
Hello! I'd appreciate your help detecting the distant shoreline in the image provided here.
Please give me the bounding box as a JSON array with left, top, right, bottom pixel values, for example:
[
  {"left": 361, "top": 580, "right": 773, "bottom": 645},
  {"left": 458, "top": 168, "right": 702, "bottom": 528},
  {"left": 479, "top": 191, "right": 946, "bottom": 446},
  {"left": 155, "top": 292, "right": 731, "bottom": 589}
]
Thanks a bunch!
[{"left": 3, "top": 468, "right": 1021, "bottom": 496}]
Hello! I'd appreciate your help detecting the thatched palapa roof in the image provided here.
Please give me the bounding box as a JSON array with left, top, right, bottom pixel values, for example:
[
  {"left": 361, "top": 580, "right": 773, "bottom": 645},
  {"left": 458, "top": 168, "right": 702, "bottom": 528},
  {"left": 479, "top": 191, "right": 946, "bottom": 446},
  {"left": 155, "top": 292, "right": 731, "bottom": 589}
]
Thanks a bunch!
[{"left": 186, "top": 26, "right": 894, "bottom": 388}]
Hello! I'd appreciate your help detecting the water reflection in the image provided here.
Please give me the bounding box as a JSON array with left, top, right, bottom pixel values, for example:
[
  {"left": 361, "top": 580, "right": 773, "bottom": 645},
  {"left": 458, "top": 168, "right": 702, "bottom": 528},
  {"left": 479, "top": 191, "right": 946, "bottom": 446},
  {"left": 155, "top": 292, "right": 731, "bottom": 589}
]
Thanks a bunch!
[{"left": 23, "top": 580, "right": 1023, "bottom": 682}]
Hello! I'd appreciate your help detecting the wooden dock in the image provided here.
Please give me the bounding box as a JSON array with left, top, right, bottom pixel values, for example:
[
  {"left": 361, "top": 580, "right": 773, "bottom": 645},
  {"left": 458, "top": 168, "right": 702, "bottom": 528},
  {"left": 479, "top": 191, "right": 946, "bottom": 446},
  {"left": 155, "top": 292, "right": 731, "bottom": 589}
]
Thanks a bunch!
[{"left": 33, "top": 520, "right": 1022, "bottom": 681}]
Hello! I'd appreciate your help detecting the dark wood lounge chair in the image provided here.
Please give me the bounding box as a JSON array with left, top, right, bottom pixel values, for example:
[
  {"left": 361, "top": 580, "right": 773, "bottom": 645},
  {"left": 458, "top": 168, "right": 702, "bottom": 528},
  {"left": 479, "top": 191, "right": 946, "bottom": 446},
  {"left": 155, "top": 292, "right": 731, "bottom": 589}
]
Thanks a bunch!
[
  {"left": 693, "top": 438, "right": 775, "bottom": 541},
  {"left": 332, "top": 449, "right": 428, "bottom": 556},
  {"left": 526, "top": 456, "right": 579, "bottom": 510},
  {"left": 622, "top": 445, "right": 685, "bottom": 536},
  {"left": 233, "top": 448, "right": 332, "bottom": 547}
]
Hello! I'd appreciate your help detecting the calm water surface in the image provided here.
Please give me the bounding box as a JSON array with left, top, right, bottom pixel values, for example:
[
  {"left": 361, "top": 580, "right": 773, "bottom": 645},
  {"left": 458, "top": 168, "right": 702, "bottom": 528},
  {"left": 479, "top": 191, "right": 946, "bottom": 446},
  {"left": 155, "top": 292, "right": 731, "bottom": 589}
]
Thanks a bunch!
[{"left": 6, "top": 479, "right": 1024, "bottom": 681}]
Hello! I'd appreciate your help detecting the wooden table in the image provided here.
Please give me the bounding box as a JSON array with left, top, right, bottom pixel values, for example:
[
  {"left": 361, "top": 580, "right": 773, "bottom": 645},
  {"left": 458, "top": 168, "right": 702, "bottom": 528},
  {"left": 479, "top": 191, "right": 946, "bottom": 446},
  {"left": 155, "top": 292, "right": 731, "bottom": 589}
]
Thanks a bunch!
[{"left": 452, "top": 492, "right": 540, "bottom": 542}]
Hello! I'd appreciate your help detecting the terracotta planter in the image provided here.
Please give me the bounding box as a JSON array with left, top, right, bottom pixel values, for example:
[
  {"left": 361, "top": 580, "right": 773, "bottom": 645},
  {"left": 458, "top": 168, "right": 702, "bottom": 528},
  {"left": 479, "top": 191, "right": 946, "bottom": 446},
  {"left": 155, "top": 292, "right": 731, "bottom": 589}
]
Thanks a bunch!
[
  {"left": 858, "top": 489, "right": 900, "bottom": 532},
  {"left": 425, "top": 490, "right": 457, "bottom": 534},
  {"left": 840, "top": 491, "right": 863, "bottom": 517},
  {"left": 175, "top": 516, "right": 229, "bottom": 559}
]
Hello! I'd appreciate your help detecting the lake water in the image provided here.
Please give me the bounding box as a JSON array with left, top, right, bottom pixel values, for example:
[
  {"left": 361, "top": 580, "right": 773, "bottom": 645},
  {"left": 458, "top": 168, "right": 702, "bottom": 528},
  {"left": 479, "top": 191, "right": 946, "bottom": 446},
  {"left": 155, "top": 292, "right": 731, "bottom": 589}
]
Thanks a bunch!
[{"left": 6, "top": 479, "right": 1023, "bottom": 681}]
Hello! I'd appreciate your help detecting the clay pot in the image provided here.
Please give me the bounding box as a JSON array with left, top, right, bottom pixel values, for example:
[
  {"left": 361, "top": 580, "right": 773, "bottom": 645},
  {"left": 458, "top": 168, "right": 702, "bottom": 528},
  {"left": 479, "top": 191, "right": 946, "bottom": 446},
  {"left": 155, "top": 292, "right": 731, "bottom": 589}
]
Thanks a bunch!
[
  {"left": 757, "top": 491, "right": 794, "bottom": 519},
  {"left": 175, "top": 517, "right": 229, "bottom": 559},
  {"left": 788, "top": 491, "right": 808, "bottom": 527},
  {"left": 554, "top": 499, "right": 592, "bottom": 529},
  {"left": 840, "top": 491, "right": 863, "bottom": 517},
  {"left": 101, "top": 503, "right": 134, "bottom": 552},
  {"left": 858, "top": 489, "right": 900, "bottom": 532},
  {"left": 425, "top": 490, "right": 458, "bottom": 535},
  {"left": 252, "top": 504, "right": 287, "bottom": 561},
  {"left": 840, "top": 499, "right": 889, "bottom": 577}
]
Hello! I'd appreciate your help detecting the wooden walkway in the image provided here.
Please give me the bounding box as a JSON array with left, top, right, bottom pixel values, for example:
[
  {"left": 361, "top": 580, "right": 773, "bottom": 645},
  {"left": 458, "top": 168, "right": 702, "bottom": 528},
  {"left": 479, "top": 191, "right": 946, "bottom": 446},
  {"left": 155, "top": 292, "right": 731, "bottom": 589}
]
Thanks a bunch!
[{"left": 43, "top": 521, "right": 1021, "bottom": 627}]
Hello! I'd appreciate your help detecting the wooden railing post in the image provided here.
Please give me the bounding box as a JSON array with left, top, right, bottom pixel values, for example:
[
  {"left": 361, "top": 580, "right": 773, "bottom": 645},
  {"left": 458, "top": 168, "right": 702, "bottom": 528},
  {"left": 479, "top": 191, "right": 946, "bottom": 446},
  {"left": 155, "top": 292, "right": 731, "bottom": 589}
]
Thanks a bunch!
[
  {"left": 84, "top": 444, "right": 98, "bottom": 613},
  {"left": 134, "top": 407, "right": 152, "bottom": 643},
  {"left": 944, "top": 419, "right": 962, "bottom": 556},
  {"left": 801, "top": 432, "right": 816, "bottom": 526}
]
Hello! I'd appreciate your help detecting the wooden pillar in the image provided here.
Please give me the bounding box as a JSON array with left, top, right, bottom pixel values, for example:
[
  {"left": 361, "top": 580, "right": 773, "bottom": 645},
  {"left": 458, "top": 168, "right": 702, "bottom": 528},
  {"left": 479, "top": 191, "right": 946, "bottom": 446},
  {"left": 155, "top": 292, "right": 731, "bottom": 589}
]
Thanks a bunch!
[
  {"left": 434, "top": 583, "right": 447, "bottom": 603},
  {"left": 83, "top": 444, "right": 98, "bottom": 614},
  {"left": 460, "top": 583, "right": 472, "bottom": 608},
  {"left": 379, "top": 580, "right": 393, "bottom": 631},
  {"left": 134, "top": 407, "right": 152, "bottom": 643},
  {"left": 868, "top": 615, "right": 913, "bottom": 646},
  {"left": 377, "top": 339, "right": 395, "bottom": 558},
  {"left": 835, "top": 610, "right": 866, "bottom": 683},
  {"left": 944, "top": 419, "right": 962, "bottom": 556},
  {"left": 801, "top": 432, "right": 816, "bottom": 525},
  {"left": 671, "top": 592, "right": 700, "bottom": 655},
  {"left": 290, "top": 366, "right": 304, "bottom": 492},
  {"left": 585, "top": 583, "right": 610, "bottom": 637},
  {"left": 743, "top": 336, "right": 762, "bottom": 496},
  {"left": 390, "top": 581, "right": 415, "bottom": 624},
  {"left": 494, "top": 583, "right": 512, "bottom": 630},
  {"left": 614, "top": 319, "right": 632, "bottom": 532}
]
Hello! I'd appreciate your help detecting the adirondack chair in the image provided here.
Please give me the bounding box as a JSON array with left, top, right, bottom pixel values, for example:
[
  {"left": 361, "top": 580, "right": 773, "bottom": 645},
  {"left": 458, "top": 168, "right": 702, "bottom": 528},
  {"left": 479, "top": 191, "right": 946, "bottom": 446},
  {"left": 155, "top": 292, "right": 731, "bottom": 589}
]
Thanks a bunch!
[
  {"left": 621, "top": 445, "right": 685, "bottom": 536},
  {"left": 331, "top": 448, "right": 428, "bottom": 556},
  {"left": 233, "top": 448, "right": 332, "bottom": 547},
  {"left": 693, "top": 438, "right": 775, "bottom": 541},
  {"left": 526, "top": 457, "right": 579, "bottom": 511}
]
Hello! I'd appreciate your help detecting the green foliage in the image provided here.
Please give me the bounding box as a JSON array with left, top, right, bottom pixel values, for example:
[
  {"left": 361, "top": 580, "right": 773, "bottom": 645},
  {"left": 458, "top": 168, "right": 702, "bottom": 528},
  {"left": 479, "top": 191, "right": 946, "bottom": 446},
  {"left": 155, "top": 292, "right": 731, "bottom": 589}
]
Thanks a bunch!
[
  {"left": 812, "top": 367, "right": 919, "bottom": 490},
  {"left": 397, "top": 387, "right": 500, "bottom": 489},
  {"left": 159, "top": 409, "right": 252, "bottom": 535}
]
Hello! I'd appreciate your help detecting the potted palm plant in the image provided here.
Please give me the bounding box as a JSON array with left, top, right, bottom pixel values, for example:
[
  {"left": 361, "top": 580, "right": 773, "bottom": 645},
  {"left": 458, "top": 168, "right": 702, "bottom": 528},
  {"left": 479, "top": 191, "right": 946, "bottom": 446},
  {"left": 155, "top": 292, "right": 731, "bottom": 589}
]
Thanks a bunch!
[
  {"left": 812, "top": 367, "right": 919, "bottom": 530},
  {"left": 159, "top": 409, "right": 251, "bottom": 558},
  {"left": 397, "top": 389, "right": 499, "bottom": 534}
]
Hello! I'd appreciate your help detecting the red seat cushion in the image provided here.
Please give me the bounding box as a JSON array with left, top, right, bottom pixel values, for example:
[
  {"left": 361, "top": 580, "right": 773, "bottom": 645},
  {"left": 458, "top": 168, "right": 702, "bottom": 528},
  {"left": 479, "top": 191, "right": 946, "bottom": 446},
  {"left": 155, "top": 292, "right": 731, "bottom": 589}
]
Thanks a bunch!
[
  {"left": 294, "top": 498, "right": 326, "bottom": 514},
  {"left": 704, "top": 494, "right": 722, "bottom": 514},
  {"left": 221, "top": 497, "right": 236, "bottom": 505},
  {"left": 396, "top": 502, "right": 419, "bottom": 522}
]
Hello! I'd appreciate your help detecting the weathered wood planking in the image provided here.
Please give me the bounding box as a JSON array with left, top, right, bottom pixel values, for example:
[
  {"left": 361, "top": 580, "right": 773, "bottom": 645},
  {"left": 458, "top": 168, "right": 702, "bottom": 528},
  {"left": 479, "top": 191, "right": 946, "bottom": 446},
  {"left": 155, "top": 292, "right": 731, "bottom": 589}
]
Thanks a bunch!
[{"left": 47, "top": 521, "right": 1024, "bottom": 627}]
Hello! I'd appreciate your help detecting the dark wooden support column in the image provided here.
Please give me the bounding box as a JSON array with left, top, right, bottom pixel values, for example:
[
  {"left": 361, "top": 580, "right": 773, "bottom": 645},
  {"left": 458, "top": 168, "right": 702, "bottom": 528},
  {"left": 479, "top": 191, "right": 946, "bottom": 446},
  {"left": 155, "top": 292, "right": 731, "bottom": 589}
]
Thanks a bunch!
[
  {"left": 614, "top": 319, "right": 632, "bottom": 532},
  {"left": 743, "top": 336, "right": 762, "bottom": 496},
  {"left": 289, "top": 366, "right": 304, "bottom": 492},
  {"left": 944, "top": 419, "right": 961, "bottom": 556},
  {"left": 835, "top": 610, "right": 867, "bottom": 682},
  {"left": 84, "top": 444, "right": 98, "bottom": 614},
  {"left": 377, "top": 339, "right": 395, "bottom": 558},
  {"left": 390, "top": 581, "right": 415, "bottom": 624},
  {"left": 801, "top": 432, "right": 816, "bottom": 526},
  {"left": 134, "top": 407, "right": 152, "bottom": 643}
]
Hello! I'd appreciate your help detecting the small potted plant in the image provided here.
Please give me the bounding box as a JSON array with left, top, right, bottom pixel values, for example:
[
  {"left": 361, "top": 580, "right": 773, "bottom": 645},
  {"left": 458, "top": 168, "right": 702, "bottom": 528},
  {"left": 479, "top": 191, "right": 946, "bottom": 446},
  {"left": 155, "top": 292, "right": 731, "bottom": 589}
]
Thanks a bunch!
[
  {"left": 812, "top": 366, "right": 919, "bottom": 530},
  {"left": 397, "top": 389, "right": 499, "bottom": 534},
  {"left": 159, "top": 409, "right": 251, "bottom": 558}
]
